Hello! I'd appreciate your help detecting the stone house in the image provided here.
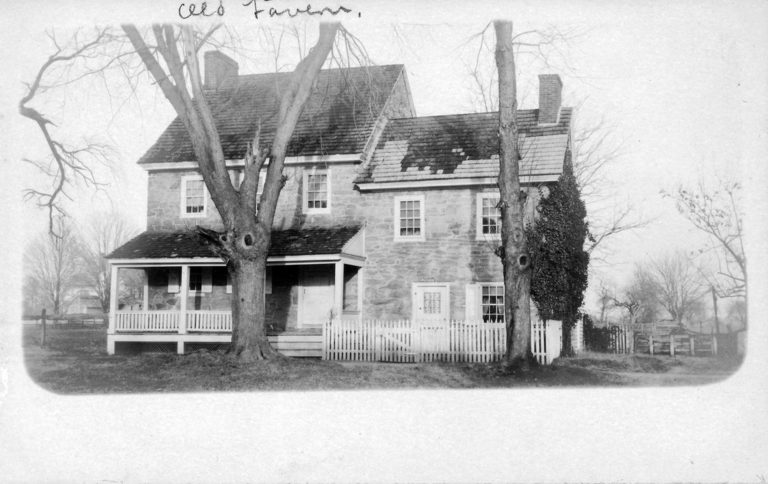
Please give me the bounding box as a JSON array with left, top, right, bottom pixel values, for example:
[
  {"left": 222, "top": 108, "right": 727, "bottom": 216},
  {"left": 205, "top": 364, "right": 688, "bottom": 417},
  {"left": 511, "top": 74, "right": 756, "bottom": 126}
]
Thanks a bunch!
[{"left": 106, "top": 51, "right": 572, "bottom": 355}]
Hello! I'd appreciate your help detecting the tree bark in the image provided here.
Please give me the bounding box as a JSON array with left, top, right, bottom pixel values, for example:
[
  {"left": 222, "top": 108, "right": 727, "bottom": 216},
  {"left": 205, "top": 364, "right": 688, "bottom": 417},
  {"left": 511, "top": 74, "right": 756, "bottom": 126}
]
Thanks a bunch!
[
  {"left": 495, "top": 20, "right": 532, "bottom": 367},
  {"left": 229, "top": 254, "right": 276, "bottom": 359}
]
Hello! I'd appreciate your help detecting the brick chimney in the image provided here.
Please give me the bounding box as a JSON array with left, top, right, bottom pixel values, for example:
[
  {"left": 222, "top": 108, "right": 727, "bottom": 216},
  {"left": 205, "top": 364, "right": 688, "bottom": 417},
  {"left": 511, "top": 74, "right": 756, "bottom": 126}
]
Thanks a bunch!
[
  {"left": 204, "top": 51, "right": 239, "bottom": 89},
  {"left": 538, "top": 74, "right": 562, "bottom": 124}
]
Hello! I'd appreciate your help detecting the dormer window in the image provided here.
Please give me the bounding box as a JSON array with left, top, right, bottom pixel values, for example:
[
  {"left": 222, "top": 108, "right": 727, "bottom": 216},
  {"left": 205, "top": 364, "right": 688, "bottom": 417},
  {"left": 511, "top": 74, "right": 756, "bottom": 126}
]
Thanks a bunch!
[
  {"left": 181, "top": 175, "right": 207, "bottom": 218},
  {"left": 303, "top": 168, "right": 331, "bottom": 214}
]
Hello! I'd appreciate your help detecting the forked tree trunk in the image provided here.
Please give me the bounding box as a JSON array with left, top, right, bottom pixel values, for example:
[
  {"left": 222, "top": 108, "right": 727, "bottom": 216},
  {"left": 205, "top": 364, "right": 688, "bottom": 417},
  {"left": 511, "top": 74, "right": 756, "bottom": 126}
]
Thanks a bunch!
[{"left": 495, "top": 20, "right": 532, "bottom": 367}]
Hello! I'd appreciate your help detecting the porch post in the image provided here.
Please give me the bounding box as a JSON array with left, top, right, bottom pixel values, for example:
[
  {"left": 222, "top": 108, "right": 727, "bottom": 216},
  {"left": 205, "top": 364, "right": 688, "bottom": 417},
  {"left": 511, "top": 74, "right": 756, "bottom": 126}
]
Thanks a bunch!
[
  {"left": 107, "top": 264, "right": 118, "bottom": 355},
  {"left": 108, "top": 265, "right": 118, "bottom": 335},
  {"left": 178, "top": 265, "right": 189, "bottom": 354},
  {"left": 143, "top": 269, "right": 149, "bottom": 313},
  {"left": 357, "top": 267, "right": 364, "bottom": 322},
  {"left": 334, "top": 261, "right": 344, "bottom": 321}
]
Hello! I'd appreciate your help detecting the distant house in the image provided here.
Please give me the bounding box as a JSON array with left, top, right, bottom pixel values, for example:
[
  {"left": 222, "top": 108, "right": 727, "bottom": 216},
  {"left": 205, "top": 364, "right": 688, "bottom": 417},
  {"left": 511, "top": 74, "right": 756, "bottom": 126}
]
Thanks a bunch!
[{"left": 106, "top": 51, "right": 573, "bottom": 356}]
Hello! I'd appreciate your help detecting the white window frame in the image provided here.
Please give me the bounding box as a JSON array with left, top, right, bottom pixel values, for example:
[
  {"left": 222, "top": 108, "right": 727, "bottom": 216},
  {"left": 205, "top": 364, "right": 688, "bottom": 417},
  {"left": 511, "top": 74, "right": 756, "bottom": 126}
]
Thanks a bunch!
[
  {"left": 394, "top": 194, "right": 426, "bottom": 242},
  {"left": 188, "top": 267, "right": 212, "bottom": 294},
  {"left": 180, "top": 174, "right": 208, "bottom": 218},
  {"left": 302, "top": 167, "right": 331, "bottom": 214},
  {"left": 476, "top": 193, "right": 502, "bottom": 240},
  {"left": 479, "top": 282, "right": 505, "bottom": 323}
]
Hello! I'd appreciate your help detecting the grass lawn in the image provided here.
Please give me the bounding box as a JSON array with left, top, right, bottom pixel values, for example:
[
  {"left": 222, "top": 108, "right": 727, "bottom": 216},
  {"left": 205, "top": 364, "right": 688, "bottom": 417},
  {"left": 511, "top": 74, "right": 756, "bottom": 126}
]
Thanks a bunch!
[{"left": 22, "top": 325, "right": 743, "bottom": 394}]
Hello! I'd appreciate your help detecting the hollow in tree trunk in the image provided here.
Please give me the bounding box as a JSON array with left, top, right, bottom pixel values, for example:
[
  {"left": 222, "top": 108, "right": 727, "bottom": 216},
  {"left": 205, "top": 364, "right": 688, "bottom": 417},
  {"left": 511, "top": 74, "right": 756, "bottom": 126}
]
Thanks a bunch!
[{"left": 495, "top": 20, "right": 532, "bottom": 368}]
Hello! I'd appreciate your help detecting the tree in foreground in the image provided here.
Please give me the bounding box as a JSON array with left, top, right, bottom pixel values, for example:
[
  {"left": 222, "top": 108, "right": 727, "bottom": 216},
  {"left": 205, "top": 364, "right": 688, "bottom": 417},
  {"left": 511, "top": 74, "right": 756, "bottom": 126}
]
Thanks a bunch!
[
  {"left": 494, "top": 20, "right": 532, "bottom": 366},
  {"left": 526, "top": 161, "right": 589, "bottom": 356},
  {"left": 123, "top": 23, "right": 340, "bottom": 360}
]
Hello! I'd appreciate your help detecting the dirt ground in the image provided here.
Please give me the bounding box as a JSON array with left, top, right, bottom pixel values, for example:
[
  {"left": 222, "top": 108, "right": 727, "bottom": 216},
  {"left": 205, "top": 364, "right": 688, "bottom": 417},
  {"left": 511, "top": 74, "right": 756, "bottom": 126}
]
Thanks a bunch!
[{"left": 21, "top": 325, "right": 743, "bottom": 394}]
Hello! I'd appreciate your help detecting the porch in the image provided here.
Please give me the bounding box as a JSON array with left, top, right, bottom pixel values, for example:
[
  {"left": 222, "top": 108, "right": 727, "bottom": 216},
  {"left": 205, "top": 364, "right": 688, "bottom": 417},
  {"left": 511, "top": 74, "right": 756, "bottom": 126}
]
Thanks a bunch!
[{"left": 106, "top": 227, "right": 365, "bottom": 356}]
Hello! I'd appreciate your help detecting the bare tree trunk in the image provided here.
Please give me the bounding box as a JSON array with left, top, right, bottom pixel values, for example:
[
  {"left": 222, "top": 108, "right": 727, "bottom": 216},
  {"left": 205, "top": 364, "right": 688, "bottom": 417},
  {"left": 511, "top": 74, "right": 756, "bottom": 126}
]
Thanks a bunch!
[
  {"left": 229, "top": 254, "right": 276, "bottom": 359},
  {"left": 495, "top": 20, "right": 532, "bottom": 367}
]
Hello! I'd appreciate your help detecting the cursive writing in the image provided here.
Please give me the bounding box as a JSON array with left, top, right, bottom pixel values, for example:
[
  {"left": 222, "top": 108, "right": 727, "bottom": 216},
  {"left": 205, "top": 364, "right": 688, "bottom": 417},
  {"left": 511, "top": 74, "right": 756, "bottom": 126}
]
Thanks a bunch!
[
  {"left": 178, "top": 0, "right": 225, "bottom": 19},
  {"left": 242, "top": 0, "right": 358, "bottom": 20}
]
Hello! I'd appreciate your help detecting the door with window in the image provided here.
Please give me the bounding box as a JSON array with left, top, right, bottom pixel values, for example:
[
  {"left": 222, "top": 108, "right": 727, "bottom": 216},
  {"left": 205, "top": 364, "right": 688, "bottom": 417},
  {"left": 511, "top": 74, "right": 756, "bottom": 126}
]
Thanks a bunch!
[{"left": 412, "top": 283, "right": 450, "bottom": 322}]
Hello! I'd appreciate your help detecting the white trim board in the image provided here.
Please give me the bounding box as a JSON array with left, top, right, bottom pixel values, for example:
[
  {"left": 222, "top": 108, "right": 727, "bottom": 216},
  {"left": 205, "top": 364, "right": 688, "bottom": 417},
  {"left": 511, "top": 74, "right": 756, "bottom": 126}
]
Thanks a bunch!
[
  {"left": 356, "top": 175, "right": 560, "bottom": 191},
  {"left": 110, "top": 253, "right": 358, "bottom": 267},
  {"left": 141, "top": 154, "right": 362, "bottom": 172}
]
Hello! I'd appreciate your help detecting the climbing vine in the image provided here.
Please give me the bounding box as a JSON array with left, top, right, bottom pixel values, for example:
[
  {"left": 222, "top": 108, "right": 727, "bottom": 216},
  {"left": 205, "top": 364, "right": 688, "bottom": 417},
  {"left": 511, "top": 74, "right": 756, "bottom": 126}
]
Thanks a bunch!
[{"left": 526, "top": 156, "right": 590, "bottom": 355}]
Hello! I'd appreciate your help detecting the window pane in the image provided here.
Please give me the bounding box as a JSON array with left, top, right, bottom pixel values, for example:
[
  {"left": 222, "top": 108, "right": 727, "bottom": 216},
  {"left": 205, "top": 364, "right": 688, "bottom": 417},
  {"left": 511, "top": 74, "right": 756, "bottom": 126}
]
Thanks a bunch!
[
  {"left": 481, "top": 284, "right": 504, "bottom": 323},
  {"left": 398, "top": 199, "right": 422, "bottom": 238}
]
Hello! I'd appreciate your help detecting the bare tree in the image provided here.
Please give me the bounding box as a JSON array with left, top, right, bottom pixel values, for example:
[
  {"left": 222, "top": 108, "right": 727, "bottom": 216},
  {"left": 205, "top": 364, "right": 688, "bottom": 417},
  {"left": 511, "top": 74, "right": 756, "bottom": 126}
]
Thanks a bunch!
[
  {"left": 494, "top": 20, "right": 532, "bottom": 366},
  {"left": 645, "top": 251, "right": 706, "bottom": 327},
  {"left": 18, "top": 28, "right": 128, "bottom": 237},
  {"left": 611, "top": 267, "right": 659, "bottom": 326},
  {"left": 462, "top": 32, "right": 648, "bottom": 264},
  {"left": 665, "top": 179, "right": 745, "bottom": 299},
  {"left": 77, "top": 211, "right": 138, "bottom": 313},
  {"left": 122, "top": 23, "right": 340, "bottom": 360},
  {"left": 23, "top": 217, "right": 81, "bottom": 315}
]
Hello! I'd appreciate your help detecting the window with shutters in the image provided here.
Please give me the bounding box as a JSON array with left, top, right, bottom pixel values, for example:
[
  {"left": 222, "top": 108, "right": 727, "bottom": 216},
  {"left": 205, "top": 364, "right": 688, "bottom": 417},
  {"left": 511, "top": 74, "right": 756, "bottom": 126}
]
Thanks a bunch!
[
  {"left": 394, "top": 195, "right": 426, "bottom": 241},
  {"left": 189, "top": 267, "right": 212, "bottom": 294}
]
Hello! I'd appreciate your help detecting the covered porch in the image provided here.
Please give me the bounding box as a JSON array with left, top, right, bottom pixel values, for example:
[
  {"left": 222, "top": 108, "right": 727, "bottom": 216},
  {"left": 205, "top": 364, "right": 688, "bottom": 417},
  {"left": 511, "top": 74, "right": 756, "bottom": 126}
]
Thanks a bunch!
[{"left": 106, "top": 226, "right": 365, "bottom": 356}]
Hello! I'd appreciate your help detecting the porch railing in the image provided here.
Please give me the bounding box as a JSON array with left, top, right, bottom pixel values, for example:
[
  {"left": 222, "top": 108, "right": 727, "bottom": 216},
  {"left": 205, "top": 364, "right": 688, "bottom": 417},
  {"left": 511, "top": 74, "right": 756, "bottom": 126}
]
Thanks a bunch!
[
  {"left": 186, "top": 310, "right": 232, "bottom": 332},
  {"left": 115, "top": 311, "right": 180, "bottom": 332}
]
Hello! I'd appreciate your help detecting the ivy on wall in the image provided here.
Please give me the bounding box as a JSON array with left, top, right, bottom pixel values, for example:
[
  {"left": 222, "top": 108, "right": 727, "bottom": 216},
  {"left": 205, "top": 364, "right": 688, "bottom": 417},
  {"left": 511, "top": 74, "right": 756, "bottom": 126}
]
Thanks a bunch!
[{"left": 526, "top": 157, "right": 590, "bottom": 350}]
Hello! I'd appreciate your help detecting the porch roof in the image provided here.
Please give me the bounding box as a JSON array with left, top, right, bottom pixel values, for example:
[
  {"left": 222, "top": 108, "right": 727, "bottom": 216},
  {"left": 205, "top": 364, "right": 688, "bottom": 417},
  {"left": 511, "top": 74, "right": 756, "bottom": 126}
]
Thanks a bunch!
[{"left": 107, "top": 226, "right": 364, "bottom": 261}]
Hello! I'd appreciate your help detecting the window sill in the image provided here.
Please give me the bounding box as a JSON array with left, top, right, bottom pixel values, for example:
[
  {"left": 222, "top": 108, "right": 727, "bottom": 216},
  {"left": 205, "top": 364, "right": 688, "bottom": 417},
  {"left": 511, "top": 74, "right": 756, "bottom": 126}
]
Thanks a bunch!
[{"left": 394, "top": 236, "right": 426, "bottom": 242}]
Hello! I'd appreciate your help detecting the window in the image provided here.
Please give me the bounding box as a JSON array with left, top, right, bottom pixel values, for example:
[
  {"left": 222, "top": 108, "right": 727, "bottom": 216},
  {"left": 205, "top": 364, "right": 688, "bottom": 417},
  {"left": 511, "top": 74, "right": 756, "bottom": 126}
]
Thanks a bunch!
[
  {"left": 477, "top": 193, "right": 501, "bottom": 239},
  {"left": 302, "top": 168, "right": 331, "bottom": 213},
  {"left": 481, "top": 283, "right": 504, "bottom": 323},
  {"left": 181, "top": 175, "right": 207, "bottom": 218},
  {"left": 189, "top": 267, "right": 212, "bottom": 293},
  {"left": 394, "top": 195, "right": 426, "bottom": 241}
]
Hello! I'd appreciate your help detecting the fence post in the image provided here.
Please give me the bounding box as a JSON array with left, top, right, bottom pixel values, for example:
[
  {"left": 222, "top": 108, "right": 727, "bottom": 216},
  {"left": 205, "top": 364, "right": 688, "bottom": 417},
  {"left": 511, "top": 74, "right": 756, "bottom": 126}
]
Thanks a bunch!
[
  {"left": 690, "top": 336, "right": 695, "bottom": 356},
  {"left": 40, "top": 308, "right": 47, "bottom": 348},
  {"left": 649, "top": 334, "right": 654, "bottom": 355},
  {"left": 670, "top": 335, "right": 675, "bottom": 357},
  {"left": 712, "top": 335, "right": 718, "bottom": 355}
]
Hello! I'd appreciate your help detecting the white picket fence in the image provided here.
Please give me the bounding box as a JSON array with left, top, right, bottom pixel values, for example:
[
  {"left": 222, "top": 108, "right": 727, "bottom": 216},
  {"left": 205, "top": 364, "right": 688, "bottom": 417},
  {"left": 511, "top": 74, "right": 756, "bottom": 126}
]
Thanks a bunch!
[{"left": 323, "top": 319, "right": 563, "bottom": 365}]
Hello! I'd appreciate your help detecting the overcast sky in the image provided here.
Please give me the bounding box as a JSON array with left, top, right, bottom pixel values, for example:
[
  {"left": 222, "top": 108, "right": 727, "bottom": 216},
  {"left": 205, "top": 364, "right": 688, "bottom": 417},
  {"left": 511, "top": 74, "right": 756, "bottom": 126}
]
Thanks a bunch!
[{"left": 2, "top": 0, "right": 766, "bottom": 313}]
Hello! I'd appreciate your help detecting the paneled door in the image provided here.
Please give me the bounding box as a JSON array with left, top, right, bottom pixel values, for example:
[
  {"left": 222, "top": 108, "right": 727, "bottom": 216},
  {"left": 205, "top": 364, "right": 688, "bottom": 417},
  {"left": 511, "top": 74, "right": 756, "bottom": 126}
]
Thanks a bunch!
[
  {"left": 412, "top": 283, "right": 450, "bottom": 322},
  {"left": 299, "top": 267, "right": 335, "bottom": 327}
]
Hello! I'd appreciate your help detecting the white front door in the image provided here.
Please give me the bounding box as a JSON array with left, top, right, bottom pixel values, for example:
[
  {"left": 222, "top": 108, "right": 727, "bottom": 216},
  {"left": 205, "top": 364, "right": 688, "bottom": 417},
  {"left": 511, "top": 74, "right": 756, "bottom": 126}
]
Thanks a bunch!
[
  {"left": 299, "top": 267, "right": 335, "bottom": 327},
  {"left": 412, "top": 283, "right": 450, "bottom": 322}
]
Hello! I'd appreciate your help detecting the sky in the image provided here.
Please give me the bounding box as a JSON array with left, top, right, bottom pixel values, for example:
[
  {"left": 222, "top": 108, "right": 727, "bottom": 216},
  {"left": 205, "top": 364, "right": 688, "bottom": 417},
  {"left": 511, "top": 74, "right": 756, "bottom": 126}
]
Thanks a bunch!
[{"left": 2, "top": 0, "right": 765, "bottom": 315}]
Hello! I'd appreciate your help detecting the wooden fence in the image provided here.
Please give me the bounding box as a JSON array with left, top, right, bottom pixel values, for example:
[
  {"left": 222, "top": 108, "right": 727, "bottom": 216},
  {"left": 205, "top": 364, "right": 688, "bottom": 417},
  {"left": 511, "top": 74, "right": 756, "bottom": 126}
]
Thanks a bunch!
[{"left": 323, "top": 319, "right": 563, "bottom": 365}]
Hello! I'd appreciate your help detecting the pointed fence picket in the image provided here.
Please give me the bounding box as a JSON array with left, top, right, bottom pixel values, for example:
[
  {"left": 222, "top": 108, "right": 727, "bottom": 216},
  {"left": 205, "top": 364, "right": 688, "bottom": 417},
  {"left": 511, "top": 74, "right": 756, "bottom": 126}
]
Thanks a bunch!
[{"left": 321, "top": 319, "right": 562, "bottom": 364}]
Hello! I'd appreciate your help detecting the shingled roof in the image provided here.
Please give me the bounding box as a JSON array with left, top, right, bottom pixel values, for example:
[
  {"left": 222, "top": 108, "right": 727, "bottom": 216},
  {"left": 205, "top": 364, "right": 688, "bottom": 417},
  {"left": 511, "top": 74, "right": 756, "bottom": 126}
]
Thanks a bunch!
[
  {"left": 138, "top": 65, "right": 405, "bottom": 165},
  {"left": 355, "top": 108, "right": 572, "bottom": 185},
  {"left": 108, "top": 226, "right": 364, "bottom": 260}
]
